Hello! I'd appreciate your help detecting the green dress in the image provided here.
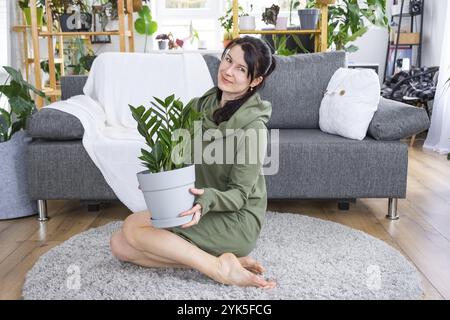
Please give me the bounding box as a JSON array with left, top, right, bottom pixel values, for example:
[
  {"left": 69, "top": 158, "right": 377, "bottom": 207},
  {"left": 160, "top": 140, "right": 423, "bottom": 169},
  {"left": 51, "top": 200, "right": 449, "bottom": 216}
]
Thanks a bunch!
[{"left": 168, "top": 87, "right": 272, "bottom": 257}]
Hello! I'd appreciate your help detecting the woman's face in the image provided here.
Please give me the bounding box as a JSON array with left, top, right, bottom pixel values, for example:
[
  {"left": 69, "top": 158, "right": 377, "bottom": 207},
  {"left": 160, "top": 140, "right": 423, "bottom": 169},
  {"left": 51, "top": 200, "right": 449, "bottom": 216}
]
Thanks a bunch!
[{"left": 217, "top": 44, "right": 262, "bottom": 97}]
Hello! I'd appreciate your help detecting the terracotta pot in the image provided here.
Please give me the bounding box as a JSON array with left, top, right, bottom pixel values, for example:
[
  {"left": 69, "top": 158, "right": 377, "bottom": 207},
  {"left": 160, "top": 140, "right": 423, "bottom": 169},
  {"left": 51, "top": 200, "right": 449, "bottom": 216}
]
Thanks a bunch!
[{"left": 223, "top": 39, "right": 232, "bottom": 48}]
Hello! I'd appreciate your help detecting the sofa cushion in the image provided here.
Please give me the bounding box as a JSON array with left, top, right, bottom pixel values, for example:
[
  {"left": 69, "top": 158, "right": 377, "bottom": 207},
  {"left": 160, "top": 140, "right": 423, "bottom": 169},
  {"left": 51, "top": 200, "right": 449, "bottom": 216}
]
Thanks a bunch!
[
  {"left": 261, "top": 51, "right": 346, "bottom": 129},
  {"left": 368, "top": 97, "right": 430, "bottom": 140},
  {"left": 26, "top": 109, "right": 84, "bottom": 140},
  {"left": 319, "top": 67, "right": 380, "bottom": 140}
]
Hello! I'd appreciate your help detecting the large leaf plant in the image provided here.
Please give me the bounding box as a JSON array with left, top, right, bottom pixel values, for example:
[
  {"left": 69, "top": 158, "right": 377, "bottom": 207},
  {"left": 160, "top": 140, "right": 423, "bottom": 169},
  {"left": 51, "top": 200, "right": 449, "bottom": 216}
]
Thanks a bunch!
[
  {"left": 129, "top": 95, "right": 203, "bottom": 173},
  {"left": 0, "top": 66, "right": 46, "bottom": 142}
]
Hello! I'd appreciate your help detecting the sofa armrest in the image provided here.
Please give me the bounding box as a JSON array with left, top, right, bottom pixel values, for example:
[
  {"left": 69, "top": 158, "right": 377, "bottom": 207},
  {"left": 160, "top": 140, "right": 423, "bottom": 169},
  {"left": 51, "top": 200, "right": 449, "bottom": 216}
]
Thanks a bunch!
[
  {"left": 367, "top": 97, "right": 430, "bottom": 140},
  {"left": 61, "top": 75, "right": 88, "bottom": 100}
]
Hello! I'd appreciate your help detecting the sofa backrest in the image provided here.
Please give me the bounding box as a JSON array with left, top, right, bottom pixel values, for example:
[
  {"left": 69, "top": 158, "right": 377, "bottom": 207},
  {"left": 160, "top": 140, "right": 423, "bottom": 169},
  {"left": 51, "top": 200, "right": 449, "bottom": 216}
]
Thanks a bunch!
[
  {"left": 62, "top": 52, "right": 346, "bottom": 129},
  {"left": 261, "top": 51, "right": 346, "bottom": 129},
  {"left": 203, "top": 51, "right": 346, "bottom": 129}
]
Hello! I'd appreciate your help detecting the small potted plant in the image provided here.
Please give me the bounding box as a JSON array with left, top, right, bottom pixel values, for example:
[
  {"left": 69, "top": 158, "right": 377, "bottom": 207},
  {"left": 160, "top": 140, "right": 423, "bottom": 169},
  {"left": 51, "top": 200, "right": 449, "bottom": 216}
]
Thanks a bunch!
[
  {"left": 239, "top": 13, "right": 255, "bottom": 30},
  {"left": 218, "top": 2, "right": 243, "bottom": 48},
  {"left": 129, "top": 95, "right": 203, "bottom": 228},
  {"left": 0, "top": 66, "right": 46, "bottom": 220},
  {"left": 262, "top": 4, "right": 280, "bottom": 28},
  {"left": 18, "top": 0, "right": 45, "bottom": 26},
  {"left": 155, "top": 33, "right": 170, "bottom": 50},
  {"left": 298, "top": 0, "right": 320, "bottom": 30}
]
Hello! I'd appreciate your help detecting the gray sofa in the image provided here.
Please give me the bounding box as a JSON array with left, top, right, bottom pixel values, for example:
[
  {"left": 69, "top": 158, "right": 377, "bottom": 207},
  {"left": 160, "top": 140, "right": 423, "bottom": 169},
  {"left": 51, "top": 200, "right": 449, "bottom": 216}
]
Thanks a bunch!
[{"left": 25, "top": 51, "right": 430, "bottom": 221}]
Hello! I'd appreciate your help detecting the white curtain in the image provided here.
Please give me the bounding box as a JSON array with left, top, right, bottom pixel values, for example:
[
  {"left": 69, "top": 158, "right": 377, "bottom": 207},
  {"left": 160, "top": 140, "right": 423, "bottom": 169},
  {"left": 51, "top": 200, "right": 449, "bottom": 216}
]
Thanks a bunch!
[{"left": 423, "top": 3, "right": 450, "bottom": 154}]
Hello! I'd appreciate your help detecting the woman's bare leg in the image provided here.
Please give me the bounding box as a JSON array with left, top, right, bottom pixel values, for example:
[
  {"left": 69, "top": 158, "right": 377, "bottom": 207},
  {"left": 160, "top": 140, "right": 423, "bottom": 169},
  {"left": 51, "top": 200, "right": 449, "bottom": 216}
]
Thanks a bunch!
[
  {"left": 111, "top": 228, "right": 265, "bottom": 273},
  {"left": 111, "top": 229, "right": 188, "bottom": 268},
  {"left": 119, "top": 211, "right": 276, "bottom": 288}
]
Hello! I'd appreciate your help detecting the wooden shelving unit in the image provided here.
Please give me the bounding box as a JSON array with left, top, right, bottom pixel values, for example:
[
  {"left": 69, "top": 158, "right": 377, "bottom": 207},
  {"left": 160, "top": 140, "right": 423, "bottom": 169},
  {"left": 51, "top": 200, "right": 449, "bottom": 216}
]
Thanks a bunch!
[
  {"left": 13, "top": 0, "right": 135, "bottom": 108},
  {"left": 231, "top": 0, "right": 334, "bottom": 52}
]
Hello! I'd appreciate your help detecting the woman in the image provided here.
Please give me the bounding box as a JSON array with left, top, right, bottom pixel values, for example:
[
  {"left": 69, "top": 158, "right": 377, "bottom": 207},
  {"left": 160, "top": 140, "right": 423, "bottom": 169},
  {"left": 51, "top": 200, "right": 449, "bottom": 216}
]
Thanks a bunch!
[{"left": 110, "top": 36, "right": 277, "bottom": 289}]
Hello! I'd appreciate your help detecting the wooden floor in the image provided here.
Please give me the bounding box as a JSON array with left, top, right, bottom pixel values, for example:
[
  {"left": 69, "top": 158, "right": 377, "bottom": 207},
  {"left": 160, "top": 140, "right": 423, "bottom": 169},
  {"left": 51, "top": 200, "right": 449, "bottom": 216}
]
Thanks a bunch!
[{"left": 1, "top": 133, "right": 449, "bottom": 300}]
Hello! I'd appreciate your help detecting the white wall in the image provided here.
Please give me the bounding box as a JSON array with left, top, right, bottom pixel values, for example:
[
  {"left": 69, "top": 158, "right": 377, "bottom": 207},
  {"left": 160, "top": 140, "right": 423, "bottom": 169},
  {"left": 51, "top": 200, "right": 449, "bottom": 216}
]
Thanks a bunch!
[{"left": 421, "top": 0, "right": 447, "bottom": 68}]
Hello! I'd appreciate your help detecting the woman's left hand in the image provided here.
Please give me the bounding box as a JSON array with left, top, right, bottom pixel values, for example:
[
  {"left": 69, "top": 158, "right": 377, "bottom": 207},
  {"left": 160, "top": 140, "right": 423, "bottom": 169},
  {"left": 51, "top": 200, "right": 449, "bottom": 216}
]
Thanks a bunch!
[{"left": 179, "top": 188, "right": 204, "bottom": 228}]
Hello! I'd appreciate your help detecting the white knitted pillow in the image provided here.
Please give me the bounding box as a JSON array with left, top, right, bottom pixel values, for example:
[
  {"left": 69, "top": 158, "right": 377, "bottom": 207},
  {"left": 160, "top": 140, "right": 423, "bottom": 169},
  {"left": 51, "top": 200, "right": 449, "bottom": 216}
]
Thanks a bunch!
[{"left": 319, "top": 67, "right": 380, "bottom": 140}]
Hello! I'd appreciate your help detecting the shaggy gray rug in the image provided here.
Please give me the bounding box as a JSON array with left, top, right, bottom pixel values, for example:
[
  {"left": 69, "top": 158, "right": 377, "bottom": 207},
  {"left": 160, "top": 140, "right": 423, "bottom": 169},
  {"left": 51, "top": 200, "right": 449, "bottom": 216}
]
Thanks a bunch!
[{"left": 22, "top": 212, "right": 423, "bottom": 300}]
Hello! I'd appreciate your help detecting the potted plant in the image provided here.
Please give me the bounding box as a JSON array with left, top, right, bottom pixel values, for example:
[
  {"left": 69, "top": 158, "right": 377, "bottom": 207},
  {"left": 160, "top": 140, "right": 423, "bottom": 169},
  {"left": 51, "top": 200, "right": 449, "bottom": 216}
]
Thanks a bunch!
[
  {"left": 321, "top": 0, "right": 387, "bottom": 52},
  {"left": 155, "top": 33, "right": 170, "bottom": 50},
  {"left": 0, "top": 66, "right": 46, "bottom": 220},
  {"left": 239, "top": 13, "right": 255, "bottom": 31},
  {"left": 129, "top": 95, "right": 203, "bottom": 228},
  {"left": 262, "top": 4, "right": 280, "bottom": 28},
  {"left": 298, "top": 0, "right": 320, "bottom": 30},
  {"left": 218, "top": 1, "right": 243, "bottom": 48},
  {"left": 18, "top": 0, "right": 45, "bottom": 27},
  {"left": 134, "top": 5, "right": 158, "bottom": 52}
]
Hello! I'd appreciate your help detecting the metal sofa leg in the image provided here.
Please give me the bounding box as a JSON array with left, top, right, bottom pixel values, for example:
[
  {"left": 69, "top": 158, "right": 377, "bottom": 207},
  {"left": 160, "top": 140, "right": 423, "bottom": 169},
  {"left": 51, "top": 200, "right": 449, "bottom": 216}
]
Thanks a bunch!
[
  {"left": 37, "top": 200, "right": 49, "bottom": 222},
  {"left": 386, "top": 198, "right": 399, "bottom": 220}
]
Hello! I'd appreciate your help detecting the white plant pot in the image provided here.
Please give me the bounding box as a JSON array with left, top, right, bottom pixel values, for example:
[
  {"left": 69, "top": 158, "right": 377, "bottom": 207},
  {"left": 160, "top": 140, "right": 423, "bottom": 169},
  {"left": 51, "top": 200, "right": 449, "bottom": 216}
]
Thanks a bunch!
[
  {"left": 239, "top": 16, "right": 256, "bottom": 30},
  {"left": 275, "top": 16, "right": 288, "bottom": 30},
  {"left": 137, "top": 164, "right": 195, "bottom": 228}
]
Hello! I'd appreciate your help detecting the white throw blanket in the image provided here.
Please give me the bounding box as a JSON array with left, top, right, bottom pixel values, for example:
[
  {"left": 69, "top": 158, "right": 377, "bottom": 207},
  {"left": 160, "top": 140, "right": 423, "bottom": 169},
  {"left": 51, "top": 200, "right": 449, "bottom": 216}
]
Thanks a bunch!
[{"left": 45, "top": 52, "right": 214, "bottom": 212}]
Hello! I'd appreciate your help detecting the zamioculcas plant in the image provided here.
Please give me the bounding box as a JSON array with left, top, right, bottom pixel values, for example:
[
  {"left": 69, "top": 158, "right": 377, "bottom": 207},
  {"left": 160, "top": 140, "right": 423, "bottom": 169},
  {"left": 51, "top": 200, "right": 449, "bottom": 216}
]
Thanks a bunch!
[
  {"left": 129, "top": 94, "right": 204, "bottom": 228},
  {"left": 129, "top": 94, "right": 203, "bottom": 173}
]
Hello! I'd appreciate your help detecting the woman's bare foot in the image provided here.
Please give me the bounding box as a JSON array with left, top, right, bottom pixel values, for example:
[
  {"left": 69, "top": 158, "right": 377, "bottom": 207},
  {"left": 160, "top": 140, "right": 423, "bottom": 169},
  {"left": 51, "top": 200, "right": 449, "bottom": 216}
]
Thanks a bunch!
[
  {"left": 238, "top": 256, "right": 265, "bottom": 275},
  {"left": 214, "top": 253, "right": 276, "bottom": 289}
]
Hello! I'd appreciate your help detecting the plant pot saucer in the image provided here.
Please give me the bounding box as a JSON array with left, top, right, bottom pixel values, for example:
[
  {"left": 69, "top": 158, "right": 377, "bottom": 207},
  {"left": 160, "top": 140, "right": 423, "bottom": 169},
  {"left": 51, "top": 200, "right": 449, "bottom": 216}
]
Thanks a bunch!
[{"left": 151, "top": 214, "right": 194, "bottom": 229}]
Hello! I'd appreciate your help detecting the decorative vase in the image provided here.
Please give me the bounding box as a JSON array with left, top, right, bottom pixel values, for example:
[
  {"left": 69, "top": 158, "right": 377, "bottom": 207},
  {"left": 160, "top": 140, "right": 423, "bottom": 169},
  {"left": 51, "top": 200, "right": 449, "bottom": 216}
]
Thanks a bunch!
[
  {"left": 22, "top": 8, "right": 43, "bottom": 26},
  {"left": 239, "top": 15, "right": 256, "bottom": 30},
  {"left": 0, "top": 131, "right": 37, "bottom": 220},
  {"left": 137, "top": 165, "right": 196, "bottom": 228},
  {"left": 298, "top": 8, "right": 320, "bottom": 30}
]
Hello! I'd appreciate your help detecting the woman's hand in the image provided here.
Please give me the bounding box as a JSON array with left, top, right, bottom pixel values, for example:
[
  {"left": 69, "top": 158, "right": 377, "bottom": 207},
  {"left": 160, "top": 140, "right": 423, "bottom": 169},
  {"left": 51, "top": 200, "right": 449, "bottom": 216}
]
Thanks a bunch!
[{"left": 179, "top": 188, "right": 204, "bottom": 228}]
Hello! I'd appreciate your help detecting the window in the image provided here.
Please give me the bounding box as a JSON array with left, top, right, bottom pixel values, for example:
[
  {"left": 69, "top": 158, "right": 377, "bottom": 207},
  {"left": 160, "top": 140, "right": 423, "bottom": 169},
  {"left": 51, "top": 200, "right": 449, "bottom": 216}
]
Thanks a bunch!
[
  {"left": 156, "top": 0, "right": 218, "bottom": 17},
  {"left": 165, "top": 0, "right": 208, "bottom": 9},
  {"left": 154, "top": 0, "right": 223, "bottom": 49}
]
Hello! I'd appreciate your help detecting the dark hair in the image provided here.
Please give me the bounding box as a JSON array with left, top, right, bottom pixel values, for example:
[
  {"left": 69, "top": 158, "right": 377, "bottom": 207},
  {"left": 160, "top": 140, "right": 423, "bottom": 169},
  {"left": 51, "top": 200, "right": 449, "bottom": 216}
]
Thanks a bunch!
[{"left": 213, "top": 36, "right": 276, "bottom": 124}]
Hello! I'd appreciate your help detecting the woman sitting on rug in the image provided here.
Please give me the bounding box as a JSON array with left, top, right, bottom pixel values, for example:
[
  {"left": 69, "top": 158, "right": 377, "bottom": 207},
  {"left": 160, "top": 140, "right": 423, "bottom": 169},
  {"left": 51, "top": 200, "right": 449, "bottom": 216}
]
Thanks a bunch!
[{"left": 110, "top": 36, "right": 277, "bottom": 289}]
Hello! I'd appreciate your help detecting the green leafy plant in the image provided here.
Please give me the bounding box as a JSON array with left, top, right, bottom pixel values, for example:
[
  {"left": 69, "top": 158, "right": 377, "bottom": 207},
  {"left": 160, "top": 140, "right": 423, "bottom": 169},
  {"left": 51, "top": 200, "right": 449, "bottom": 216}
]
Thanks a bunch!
[
  {"left": 324, "top": 0, "right": 388, "bottom": 52},
  {"left": 18, "top": 0, "right": 45, "bottom": 9},
  {"left": 262, "top": 4, "right": 280, "bottom": 26},
  {"left": 40, "top": 60, "right": 62, "bottom": 82},
  {"left": 134, "top": 5, "right": 158, "bottom": 52},
  {"left": 0, "top": 66, "right": 46, "bottom": 142},
  {"left": 296, "top": 0, "right": 387, "bottom": 52},
  {"left": 218, "top": 0, "right": 243, "bottom": 40},
  {"left": 66, "top": 37, "right": 96, "bottom": 75},
  {"left": 129, "top": 95, "right": 203, "bottom": 173}
]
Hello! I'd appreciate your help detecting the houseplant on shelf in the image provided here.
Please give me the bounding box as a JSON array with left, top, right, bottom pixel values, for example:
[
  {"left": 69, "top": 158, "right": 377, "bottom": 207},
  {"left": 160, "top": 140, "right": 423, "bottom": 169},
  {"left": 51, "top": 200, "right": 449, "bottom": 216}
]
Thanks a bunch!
[
  {"left": 18, "top": 0, "right": 45, "bottom": 26},
  {"left": 218, "top": 1, "right": 243, "bottom": 48},
  {"left": 134, "top": 4, "right": 158, "bottom": 52},
  {"left": 0, "top": 66, "right": 46, "bottom": 220},
  {"left": 129, "top": 94, "right": 203, "bottom": 228},
  {"left": 312, "top": 0, "right": 387, "bottom": 52}
]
